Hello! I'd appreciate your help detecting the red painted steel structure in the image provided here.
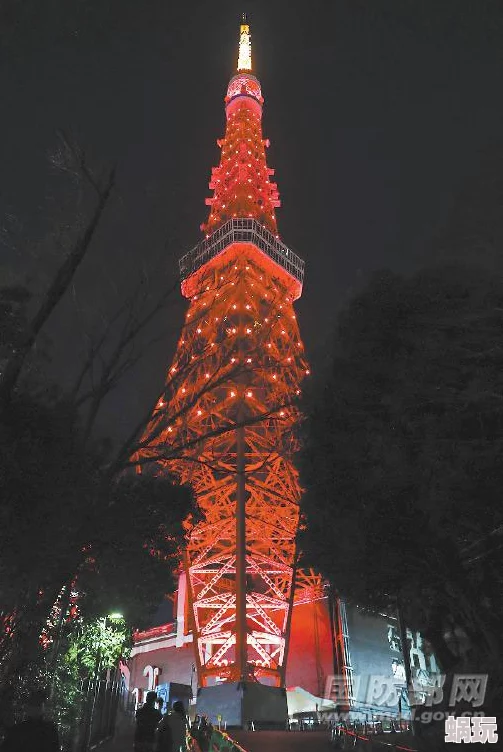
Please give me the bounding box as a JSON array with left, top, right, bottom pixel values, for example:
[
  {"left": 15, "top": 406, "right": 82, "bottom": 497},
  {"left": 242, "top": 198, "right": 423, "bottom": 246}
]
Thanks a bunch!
[{"left": 138, "top": 19, "right": 316, "bottom": 688}]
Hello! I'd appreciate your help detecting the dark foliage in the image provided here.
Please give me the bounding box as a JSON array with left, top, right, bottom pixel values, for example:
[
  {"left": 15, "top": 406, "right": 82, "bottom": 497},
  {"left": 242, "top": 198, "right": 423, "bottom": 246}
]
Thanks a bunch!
[
  {"left": 0, "top": 288, "right": 196, "bottom": 724},
  {"left": 300, "top": 263, "right": 503, "bottom": 686},
  {"left": 0, "top": 389, "right": 195, "bottom": 673}
]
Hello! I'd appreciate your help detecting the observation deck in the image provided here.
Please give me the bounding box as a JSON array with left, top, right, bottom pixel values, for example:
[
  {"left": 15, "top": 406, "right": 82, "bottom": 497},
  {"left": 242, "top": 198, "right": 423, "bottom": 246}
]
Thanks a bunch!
[{"left": 179, "top": 218, "right": 305, "bottom": 299}]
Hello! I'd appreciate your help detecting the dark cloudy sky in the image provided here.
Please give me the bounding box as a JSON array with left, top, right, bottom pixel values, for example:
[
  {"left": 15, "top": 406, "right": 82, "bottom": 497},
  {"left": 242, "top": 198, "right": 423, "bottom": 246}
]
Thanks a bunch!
[{"left": 1, "top": 0, "right": 503, "bottom": 437}]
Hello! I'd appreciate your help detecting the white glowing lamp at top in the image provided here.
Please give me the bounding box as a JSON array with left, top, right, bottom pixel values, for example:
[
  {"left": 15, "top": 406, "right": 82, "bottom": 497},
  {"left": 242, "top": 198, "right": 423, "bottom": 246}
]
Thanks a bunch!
[{"left": 237, "top": 21, "right": 252, "bottom": 71}]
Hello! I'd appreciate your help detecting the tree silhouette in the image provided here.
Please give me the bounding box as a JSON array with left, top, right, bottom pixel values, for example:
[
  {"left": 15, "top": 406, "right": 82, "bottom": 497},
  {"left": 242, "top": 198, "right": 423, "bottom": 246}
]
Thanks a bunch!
[{"left": 300, "top": 264, "right": 503, "bottom": 700}]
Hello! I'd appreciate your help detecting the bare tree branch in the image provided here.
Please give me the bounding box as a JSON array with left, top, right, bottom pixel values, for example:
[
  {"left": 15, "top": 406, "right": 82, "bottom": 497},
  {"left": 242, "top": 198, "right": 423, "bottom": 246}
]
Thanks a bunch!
[{"left": 0, "top": 149, "right": 116, "bottom": 406}]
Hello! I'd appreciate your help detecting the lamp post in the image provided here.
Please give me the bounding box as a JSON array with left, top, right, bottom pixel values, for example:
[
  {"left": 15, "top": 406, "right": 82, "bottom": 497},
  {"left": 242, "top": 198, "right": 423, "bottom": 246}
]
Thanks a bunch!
[{"left": 190, "top": 663, "right": 196, "bottom": 702}]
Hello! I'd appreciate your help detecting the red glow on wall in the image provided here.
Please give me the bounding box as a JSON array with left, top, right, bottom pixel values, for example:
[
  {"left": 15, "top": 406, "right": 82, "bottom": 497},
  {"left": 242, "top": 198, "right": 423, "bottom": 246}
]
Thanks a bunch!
[{"left": 134, "top": 623, "right": 177, "bottom": 643}]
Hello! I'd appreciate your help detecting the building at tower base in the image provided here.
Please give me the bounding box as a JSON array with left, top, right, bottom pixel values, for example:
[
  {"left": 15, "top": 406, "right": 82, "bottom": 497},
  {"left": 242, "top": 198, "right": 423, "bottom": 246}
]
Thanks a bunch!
[{"left": 128, "top": 588, "right": 440, "bottom": 726}]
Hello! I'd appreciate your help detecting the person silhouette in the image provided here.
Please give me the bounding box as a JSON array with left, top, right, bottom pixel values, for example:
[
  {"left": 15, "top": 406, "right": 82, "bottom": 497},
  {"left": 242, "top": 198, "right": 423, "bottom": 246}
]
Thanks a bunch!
[
  {"left": 155, "top": 700, "right": 187, "bottom": 752},
  {"left": 134, "top": 691, "right": 162, "bottom": 752}
]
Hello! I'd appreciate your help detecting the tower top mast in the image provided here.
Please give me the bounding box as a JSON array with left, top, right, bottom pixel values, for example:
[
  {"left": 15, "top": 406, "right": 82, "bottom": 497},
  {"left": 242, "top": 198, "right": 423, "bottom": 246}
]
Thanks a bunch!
[
  {"left": 237, "top": 15, "right": 252, "bottom": 72},
  {"left": 179, "top": 13, "right": 304, "bottom": 300}
]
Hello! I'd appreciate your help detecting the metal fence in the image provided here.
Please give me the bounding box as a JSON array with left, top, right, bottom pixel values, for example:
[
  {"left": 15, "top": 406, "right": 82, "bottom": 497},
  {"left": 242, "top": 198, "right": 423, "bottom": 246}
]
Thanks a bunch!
[{"left": 64, "top": 678, "right": 134, "bottom": 752}]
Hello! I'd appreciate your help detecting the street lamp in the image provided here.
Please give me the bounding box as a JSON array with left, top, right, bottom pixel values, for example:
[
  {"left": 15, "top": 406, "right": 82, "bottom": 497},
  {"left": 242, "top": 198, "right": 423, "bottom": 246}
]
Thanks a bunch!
[{"left": 190, "top": 663, "right": 196, "bottom": 700}]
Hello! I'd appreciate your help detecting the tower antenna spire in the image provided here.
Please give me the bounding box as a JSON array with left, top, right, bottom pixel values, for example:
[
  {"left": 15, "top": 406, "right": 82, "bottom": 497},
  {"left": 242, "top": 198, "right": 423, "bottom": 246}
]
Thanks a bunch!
[{"left": 237, "top": 15, "right": 252, "bottom": 72}]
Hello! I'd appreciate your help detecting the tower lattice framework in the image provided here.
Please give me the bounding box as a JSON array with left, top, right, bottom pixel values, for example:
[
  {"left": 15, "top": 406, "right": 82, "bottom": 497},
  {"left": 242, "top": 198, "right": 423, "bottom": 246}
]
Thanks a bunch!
[{"left": 139, "top": 19, "right": 315, "bottom": 687}]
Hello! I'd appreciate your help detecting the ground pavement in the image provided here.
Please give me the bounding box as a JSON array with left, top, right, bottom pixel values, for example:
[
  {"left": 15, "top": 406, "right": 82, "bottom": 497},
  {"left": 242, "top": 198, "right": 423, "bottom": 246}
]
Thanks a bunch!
[
  {"left": 230, "top": 730, "right": 334, "bottom": 751},
  {"left": 94, "top": 712, "right": 135, "bottom": 751},
  {"left": 96, "top": 725, "right": 423, "bottom": 752},
  {"left": 97, "top": 727, "right": 334, "bottom": 752}
]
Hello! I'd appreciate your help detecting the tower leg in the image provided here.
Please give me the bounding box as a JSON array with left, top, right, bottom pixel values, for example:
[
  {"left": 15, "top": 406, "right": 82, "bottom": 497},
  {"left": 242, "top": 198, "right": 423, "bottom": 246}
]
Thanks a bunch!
[
  {"left": 235, "top": 423, "right": 248, "bottom": 681},
  {"left": 196, "top": 682, "right": 288, "bottom": 729}
]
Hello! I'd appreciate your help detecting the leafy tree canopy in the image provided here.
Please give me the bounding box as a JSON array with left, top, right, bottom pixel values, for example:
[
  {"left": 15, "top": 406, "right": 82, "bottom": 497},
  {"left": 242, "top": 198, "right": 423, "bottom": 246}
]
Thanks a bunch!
[{"left": 64, "top": 615, "right": 129, "bottom": 675}]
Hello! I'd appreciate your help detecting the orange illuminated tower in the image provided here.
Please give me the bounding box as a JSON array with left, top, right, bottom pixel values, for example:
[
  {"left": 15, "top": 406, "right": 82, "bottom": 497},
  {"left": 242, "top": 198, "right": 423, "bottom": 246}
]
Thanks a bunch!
[{"left": 139, "top": 18, "right": 311, "bottom": 717}]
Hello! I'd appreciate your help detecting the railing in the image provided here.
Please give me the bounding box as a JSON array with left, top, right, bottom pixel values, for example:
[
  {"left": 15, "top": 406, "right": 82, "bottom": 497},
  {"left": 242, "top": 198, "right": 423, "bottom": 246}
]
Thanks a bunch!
[
  {"left": 209, "top": 729, "right": 249, "bottom": 752},
  {"left": 133, "top": 621, "right": 177, "bottom": 642},
  {"left": 187, "top": 724, "right": 417, "bottom": 752},
  {"left": 331, "top": 725, "right": 417, "bottom": 751},
  {"left": 179, "top": 219, "right": 305, "bottom": 286},
  {"left": 187, "top": 728, "right": 248, "bottom": 752}
]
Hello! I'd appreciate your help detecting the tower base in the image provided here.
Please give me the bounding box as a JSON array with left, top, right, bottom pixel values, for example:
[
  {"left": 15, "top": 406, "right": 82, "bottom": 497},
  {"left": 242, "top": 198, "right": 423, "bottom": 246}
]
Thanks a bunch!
[{"left": 196, "top": 682, "right": 288, "bottom": 729}]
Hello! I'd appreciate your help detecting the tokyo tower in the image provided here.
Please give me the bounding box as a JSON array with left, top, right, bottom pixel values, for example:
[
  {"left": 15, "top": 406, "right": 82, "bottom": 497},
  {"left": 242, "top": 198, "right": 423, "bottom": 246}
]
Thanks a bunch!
[{"left": 139, "top": 18, "right": 310, "bottom": 712}]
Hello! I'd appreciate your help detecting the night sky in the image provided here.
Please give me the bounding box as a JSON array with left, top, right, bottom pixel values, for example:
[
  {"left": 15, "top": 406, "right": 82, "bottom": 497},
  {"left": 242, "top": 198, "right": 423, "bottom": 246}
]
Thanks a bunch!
[{"left": 1, "top": 0, "right": 503, "bottom": 440}]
